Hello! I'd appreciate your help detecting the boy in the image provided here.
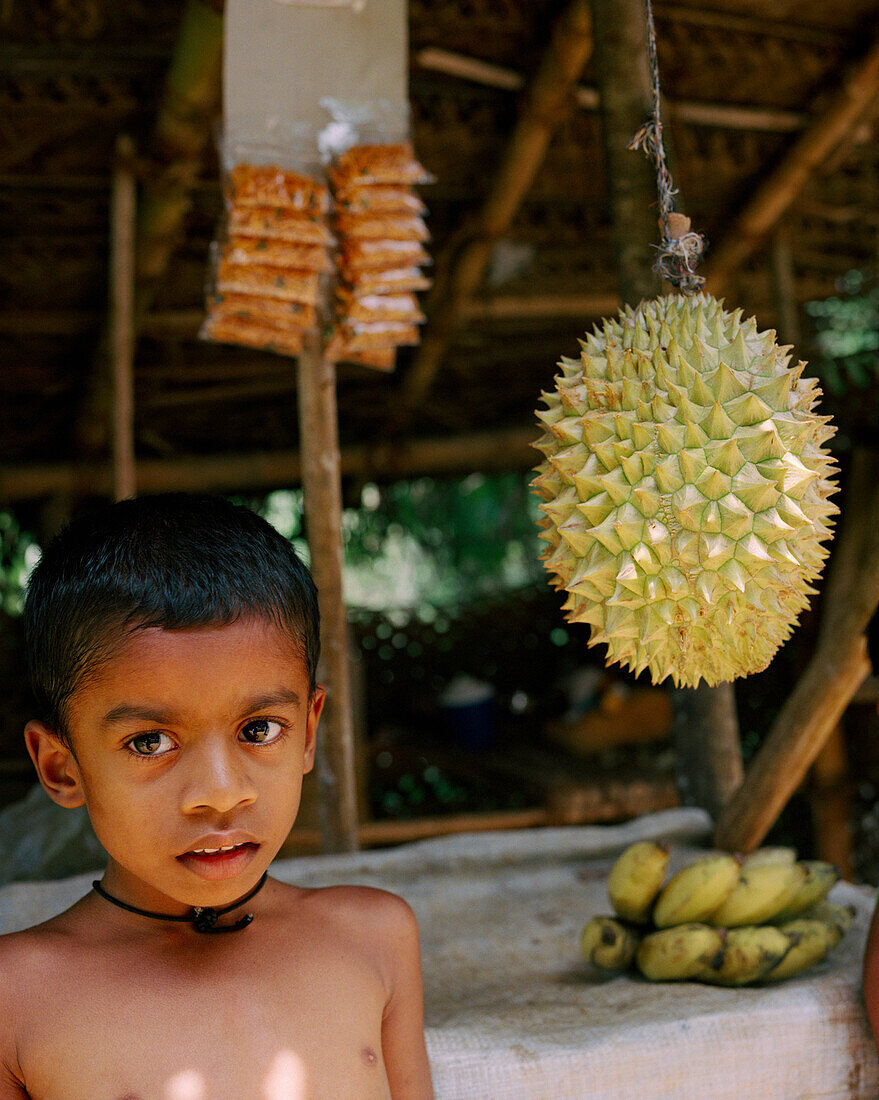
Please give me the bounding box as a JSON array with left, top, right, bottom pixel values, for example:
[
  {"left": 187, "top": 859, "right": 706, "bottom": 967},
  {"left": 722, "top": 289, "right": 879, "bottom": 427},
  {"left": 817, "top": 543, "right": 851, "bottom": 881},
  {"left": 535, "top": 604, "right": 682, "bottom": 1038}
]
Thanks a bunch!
[{"left": 0, "top": 493, "right": 434, "bottom": 1100}]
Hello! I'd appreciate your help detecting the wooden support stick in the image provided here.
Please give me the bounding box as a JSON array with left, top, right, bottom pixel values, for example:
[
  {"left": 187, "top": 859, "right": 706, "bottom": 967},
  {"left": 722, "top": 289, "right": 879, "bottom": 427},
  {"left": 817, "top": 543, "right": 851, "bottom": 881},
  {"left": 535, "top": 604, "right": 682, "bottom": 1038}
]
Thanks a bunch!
[
  {"left": 672, "top": 682, "right": 744, "bottom": 822},
  {"left": 715, "top": 448, "right": 879, "bottom": 852},
  {"left": 110, "top": 135, "right": 137, "bottom": 502},
  {"left": 296, "top": 336, "right": 359, "bottom": 853}
]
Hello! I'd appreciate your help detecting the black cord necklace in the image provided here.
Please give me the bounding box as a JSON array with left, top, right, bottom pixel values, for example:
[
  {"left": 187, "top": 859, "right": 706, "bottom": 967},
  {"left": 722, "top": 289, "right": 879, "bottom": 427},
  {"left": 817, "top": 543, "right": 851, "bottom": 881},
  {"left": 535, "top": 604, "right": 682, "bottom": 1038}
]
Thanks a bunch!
[{"left": 92, "top": 871, "right": 268, "bottom": 933}]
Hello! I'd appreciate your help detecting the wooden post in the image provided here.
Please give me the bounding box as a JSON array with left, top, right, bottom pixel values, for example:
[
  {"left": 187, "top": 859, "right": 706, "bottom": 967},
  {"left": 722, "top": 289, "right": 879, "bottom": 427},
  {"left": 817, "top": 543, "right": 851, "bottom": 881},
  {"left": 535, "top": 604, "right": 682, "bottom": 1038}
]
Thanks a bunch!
[
  {"left": 296, "top": 335, "right": 359, "bottom": 853},
  {"left": 110, "top": 135, "right": 137, "bottom": 502},
  {"left": 590, "top": 0, "right": 743, "bottom": 814},
  {"left": 671, "top": 682, "right": 744, "bottom": 821},
  {"left": 589, "top": 0, "right": 660, "bottom": 306},
  {"left": 715, "top": 447, "right": 879, "bottom": 852},
  {"left": 769, "top": 226, "right": 801, "bottom": 347},
  {"left": 810, "top": 722, "right": 854, "bottom": 879}
]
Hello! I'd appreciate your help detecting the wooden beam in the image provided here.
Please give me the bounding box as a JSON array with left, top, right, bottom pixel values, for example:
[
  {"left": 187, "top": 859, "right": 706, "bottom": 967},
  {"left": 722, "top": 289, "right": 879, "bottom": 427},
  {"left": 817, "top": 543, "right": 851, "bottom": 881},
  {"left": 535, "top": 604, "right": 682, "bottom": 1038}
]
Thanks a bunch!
[
  {"left": 393, "top": 0, "right": 594, "bottom": 432},
  {"left": 297, "top": 337, "right": 360, "bottom": 854},
  {"left": 0, "top": 427, "right": 538, "bottom": 503},
  {"left": 715, "top": 447, "right": 879, "bottom": 853},
  {"left": 109, "top": 136, "right": 137, "bottom": 502},
  {"left": 704, "top": 36, "right": 879, "bottom": 293},
  {"left": 414, "top": 47, "right": 806, "bottom": 133}
]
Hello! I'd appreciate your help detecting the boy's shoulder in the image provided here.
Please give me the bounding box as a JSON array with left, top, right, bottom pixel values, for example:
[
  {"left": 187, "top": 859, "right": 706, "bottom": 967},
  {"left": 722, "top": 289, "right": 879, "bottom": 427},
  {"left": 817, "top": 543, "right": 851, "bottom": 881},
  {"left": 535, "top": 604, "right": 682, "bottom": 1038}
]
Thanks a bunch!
[{"left": 286, "top": 880, "right": 419, "bottom": 943}]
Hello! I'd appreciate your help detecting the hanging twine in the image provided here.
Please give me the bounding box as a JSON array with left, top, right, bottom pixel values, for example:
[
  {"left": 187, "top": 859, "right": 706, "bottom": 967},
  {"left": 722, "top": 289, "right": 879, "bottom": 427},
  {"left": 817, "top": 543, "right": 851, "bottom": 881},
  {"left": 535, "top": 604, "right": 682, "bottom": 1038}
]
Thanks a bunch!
[{"left": 627, "top": 0, "right": 705, "bottom": 292}]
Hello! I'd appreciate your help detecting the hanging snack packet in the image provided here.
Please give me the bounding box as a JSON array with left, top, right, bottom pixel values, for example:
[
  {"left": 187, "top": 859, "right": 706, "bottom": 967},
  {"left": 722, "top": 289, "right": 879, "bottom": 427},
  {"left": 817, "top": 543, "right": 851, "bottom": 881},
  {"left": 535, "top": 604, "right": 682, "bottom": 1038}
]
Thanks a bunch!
[
  {"left": 201, "top": 123, "right": 332, "bottom": 356},
  {"left": 228, "top": 205, "right": 336, "bottom": 246}
]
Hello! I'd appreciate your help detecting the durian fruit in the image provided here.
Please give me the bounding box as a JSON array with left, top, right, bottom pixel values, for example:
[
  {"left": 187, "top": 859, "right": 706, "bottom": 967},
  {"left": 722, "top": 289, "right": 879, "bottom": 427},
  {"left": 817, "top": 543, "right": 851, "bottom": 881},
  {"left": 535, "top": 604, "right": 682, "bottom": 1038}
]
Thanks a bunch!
[{"left": 532, "top": 293, "right": 838, "bottom": 688}]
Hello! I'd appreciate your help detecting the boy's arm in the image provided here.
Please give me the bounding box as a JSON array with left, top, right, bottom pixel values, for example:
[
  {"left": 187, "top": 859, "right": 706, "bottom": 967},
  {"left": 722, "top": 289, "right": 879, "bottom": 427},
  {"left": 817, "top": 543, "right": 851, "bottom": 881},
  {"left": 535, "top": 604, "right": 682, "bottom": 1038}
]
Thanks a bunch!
[
  {"left": 380, "top": 896, "right": 434, "bottom": 1100},
  {"left": 0, "top": 944, "right": 30, "bottom": 1099},
  {"left": 864, "top": 896, "right": 879, "bottom": 1044}
]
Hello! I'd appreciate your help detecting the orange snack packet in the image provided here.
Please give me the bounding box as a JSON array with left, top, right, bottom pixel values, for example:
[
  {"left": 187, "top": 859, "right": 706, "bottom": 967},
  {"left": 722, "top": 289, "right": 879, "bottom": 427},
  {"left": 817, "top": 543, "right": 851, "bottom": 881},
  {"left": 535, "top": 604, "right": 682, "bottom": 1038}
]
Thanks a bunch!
[
  {"left": 207, "top": 293, "right": 318, "bottom": 331},
  {"left": 334, "top": 212, "right": 429, "bottom": 242},
  {"left": 216, "top": 260, "right": 322, "bottom": 304},
  {"left": 339, "top": 266, "right": 433, "bottom": 294},
  {"left": 227, "top": 165, "right": 330, "bottom": 212},
  {"left": 337, "top": 186, "right": 427, "bottom": 216},
  {"left": 201, "top": 314, "right": 305, "bottom": 356},
  {"left": 224, "top": 237, "right": 333, "bottom": 272},
  {"left": 336, "top": 291, "right": 425, "bottom": 325},
  {"left": 341, "top": 238, "right": 430, "bottom": 273},
  {"left": 228, "top": 205, "right": 336, "bottom": 246},
  {"left": 330, "top": 143, "right": 434, "bottom": 191},
  {"left": 337, "top": 321, "right": 420, "bottom": 350}
]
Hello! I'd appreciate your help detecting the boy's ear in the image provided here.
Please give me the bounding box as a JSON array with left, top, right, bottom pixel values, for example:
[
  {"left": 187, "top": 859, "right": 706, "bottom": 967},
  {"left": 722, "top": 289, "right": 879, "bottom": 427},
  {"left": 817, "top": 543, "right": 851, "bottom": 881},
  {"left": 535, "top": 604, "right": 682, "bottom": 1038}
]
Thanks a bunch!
[
  {"left": 303, "top": 686, "right": 325, "bottom": 774},
  {"left": 24, "top": 720, "right": 87, "bottom": 809}
]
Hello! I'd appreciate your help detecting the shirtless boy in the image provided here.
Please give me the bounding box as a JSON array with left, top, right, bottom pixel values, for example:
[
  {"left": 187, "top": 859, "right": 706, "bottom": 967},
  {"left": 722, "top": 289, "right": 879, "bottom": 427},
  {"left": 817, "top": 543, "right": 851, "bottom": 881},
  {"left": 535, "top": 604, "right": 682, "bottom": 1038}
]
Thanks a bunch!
[{"left": 0, "top": 493, "right": 434, "bottom": 1100}]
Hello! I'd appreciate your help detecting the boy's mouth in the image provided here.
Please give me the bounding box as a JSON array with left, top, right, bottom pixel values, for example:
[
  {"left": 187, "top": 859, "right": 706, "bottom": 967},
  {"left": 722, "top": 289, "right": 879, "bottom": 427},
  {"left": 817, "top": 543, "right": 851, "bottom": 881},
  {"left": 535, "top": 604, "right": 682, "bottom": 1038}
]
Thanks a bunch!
[{"left": 177, "top": 840, "right": 260, "bottom": 880}]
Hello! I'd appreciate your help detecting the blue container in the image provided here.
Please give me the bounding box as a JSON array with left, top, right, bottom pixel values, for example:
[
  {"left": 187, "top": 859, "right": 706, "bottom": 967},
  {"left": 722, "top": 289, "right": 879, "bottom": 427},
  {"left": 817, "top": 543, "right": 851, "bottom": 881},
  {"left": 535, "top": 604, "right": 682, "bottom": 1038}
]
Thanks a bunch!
[{"left": 439, "top": 675, "right": 497, "bottom": 750}]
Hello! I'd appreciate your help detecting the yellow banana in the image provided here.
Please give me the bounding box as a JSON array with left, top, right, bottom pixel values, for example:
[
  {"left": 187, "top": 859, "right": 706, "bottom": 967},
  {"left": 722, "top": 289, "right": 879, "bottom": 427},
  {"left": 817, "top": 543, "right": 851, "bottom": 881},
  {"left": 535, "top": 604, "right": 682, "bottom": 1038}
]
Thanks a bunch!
[
  {"left": 580, "top": 915, "right": 640, "bottom": 970},
  {"left": 653, "top": 854, "right": 741, "bottom": 928},
  {"left": 636, "top": 923, "right": 724, "bottom": 981},
  {"left": 709, "top": 861, "right": 806, "bottom": 927},
  {"left": 770, "top": 861, "right": 840, "bottom": 922},
  {"left": 763, "top": 918, "right": 840, "bottom": 981},
  {"left": 806, "top": 900, "right": 855, "bottom": 938},
  {"left": 699, "top": 925, "right": 795, "bottom": 985},
  {"left": 742, "top": 846, "right": 797, "bottom": 868},
  {"left": 607, "top": 840, "right": 670, "bottom": 923}
]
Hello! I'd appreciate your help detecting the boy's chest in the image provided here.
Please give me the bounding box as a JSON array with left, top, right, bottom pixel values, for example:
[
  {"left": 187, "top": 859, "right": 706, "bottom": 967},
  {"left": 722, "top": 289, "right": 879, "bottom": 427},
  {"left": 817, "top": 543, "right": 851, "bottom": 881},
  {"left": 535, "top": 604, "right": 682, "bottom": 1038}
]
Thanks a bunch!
[{"left": 18, "top": 943, "right": 391, "bottom": 1100}]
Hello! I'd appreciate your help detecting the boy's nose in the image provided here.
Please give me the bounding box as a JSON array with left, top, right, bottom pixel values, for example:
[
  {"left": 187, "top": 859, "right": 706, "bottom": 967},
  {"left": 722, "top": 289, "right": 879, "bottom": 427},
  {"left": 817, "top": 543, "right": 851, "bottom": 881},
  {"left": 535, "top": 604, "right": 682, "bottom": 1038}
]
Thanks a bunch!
[{"left": 179, "top": 740, "right": 257, "bottom": 815}]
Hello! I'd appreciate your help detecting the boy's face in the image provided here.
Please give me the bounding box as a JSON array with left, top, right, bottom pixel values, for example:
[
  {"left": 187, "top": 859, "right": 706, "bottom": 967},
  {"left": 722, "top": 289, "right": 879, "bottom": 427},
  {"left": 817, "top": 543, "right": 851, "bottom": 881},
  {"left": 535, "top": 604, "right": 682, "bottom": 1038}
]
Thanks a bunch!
[{"left": 26, "top": 617, "right": 323, "bottom": 915}]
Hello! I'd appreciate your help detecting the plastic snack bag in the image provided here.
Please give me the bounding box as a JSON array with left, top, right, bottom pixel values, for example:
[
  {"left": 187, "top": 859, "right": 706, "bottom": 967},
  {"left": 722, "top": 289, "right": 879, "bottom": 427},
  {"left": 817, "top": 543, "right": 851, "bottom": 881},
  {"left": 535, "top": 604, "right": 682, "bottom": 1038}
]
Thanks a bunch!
[
  {"left": 319, "top": 100, "right": 434, "bottom": 369},
  {"left": 201, "top": 121, "right": 332, "bottom": 356}
]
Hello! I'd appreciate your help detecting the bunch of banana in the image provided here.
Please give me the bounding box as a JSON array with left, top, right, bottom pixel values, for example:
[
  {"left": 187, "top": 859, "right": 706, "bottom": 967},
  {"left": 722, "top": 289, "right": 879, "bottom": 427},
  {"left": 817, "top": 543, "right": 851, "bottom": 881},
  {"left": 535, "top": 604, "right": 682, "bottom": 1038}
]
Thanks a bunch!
[{"left": 579, "top": 840, "right": 852, "bottom": 985}]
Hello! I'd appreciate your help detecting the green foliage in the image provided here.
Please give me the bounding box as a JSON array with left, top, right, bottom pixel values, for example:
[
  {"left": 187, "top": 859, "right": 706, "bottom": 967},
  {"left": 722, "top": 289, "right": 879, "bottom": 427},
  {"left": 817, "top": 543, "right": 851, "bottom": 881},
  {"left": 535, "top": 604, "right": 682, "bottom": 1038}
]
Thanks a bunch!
[
  {"left": 243, "top": 472, "right": 544, "bottom": 612},
  {"left": 0, "top": 511, "right": 40, "bottom": 617},
  {"left": 806, "top": 269, "right": 879, "bottom": 396}
]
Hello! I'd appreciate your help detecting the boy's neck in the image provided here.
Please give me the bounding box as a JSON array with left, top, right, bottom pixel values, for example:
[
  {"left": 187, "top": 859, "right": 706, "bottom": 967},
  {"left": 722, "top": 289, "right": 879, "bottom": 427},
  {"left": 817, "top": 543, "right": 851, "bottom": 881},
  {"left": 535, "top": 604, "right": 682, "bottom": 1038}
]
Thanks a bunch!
[{"left": 92, "top": 871, "right": 269, "bottom": 933}]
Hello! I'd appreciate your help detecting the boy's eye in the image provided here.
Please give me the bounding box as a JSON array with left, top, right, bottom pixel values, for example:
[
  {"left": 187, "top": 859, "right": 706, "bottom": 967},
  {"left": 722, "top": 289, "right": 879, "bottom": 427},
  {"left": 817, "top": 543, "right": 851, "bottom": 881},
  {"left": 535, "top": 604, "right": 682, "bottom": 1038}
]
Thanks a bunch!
[
  {"left": 128, "top": 732, "right": 174, "bottom": 757},
  {"left": 240, "top": 719, "right": 285, "bottom": 745}
]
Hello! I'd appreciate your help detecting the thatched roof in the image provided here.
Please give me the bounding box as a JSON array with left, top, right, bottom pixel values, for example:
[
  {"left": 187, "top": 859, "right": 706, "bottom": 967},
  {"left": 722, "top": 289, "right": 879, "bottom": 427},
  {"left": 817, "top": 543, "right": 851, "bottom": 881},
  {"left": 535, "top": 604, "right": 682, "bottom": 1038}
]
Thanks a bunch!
[{"left": 2, "top": 0, "right": 879, "bottom": 502}]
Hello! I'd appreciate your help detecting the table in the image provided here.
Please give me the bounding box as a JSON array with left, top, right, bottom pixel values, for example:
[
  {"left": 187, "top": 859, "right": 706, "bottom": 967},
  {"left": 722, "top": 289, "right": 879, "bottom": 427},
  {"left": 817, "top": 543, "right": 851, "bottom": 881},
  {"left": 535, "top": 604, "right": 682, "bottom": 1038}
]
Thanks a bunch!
[{"left": 1, "top": 808, "right": 877, "bottom": 1099}]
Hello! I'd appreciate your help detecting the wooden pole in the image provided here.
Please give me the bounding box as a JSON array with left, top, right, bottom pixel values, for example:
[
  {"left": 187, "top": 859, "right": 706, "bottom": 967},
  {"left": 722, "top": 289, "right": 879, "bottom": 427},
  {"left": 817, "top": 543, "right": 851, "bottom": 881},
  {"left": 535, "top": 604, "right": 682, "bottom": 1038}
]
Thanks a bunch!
[
  {"left": 589, "top": 0, "right": 660, "bottom": 307},
  {"left": 810, "top": 722, "right": 854, "bottom": 879},
  {"left": 391, "top": 0, "right": 594, "bottom": 431},
  {"left": 715, "top": 447, "right": 879, "bottom": 852},
  {"left": 296, "top": 335, "right": 359, "bottom": 853},
  {"left": 590, "top": 0, "right": 743, "bottom": 813},
  {"left": 671, "top": 682, "right": 744, "bottom": 821},
  {"left": 704, "top": 35, "right": 879, "bottom": 293},
  {"left": 769, "top": 226, "right": 801, "bottom": 347},
  {"left": 75, "top": 0, "right": 224, "bottom": 462},
  {"left": 109, "top": 135, "right": 137, "bottom": 502}
]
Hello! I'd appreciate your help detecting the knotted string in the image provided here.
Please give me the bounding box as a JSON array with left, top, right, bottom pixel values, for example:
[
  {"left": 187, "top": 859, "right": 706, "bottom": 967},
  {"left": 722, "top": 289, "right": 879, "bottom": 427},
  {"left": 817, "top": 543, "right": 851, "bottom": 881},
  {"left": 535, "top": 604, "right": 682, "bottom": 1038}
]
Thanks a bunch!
[{"left": 627, "top": 0, "right": 706, "bottom": 292}]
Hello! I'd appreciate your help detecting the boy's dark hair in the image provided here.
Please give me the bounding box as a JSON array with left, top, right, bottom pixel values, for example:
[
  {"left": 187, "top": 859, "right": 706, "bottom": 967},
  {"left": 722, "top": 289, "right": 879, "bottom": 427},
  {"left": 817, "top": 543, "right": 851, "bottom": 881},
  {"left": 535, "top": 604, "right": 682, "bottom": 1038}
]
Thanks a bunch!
[{"left": 23, "top": 493, "right": 320, "bottom": 743}]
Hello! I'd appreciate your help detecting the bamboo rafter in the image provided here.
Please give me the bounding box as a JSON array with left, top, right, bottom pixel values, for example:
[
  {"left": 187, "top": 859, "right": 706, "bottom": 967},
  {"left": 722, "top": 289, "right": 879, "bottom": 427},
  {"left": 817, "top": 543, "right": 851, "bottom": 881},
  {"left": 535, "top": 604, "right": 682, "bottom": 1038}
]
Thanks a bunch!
[{"left": 388, "top": 0, "right": 594, "bottom": 436}]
